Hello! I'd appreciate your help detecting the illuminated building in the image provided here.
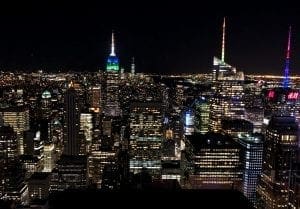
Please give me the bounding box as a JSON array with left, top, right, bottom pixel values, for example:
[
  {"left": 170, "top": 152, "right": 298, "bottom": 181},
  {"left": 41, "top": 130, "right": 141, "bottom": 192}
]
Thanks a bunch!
[
  {"left": 33, "top": 130, "right": 44, "bottom": 160},
  {"left": 210, "top": 18, "right": 245, "bottom": 132},
  {"left": 63, "top": 83, "right": 80, "bottom": 156},
  {"left": 245, "top": 108, "right": 264, "bottom": 133},
  {"left": 104, "top": 32, "right": 121, "bottom": 117},
  {"left": 194, "top": 97, "right": 209, "bottom": 134},
  {"left": 175, "top": 84, "right": 184, "bottom": 107},
  {"left": 41, "top": 90, "right": 52, "bottom": 119},
  {"left": 238, "top": 134, "right": 263, "bottom": 206},
  {"left": 129, "top": 102, "right": 163, "bottom": 178},
  {"left": 264, "top": 88, "right": 300, "bottom": 124},
  {"left": 188, "top": 133, "right": 242, "bottom": 189},
  {"left": 212, "top": 18, "right": 231, "bottom": 81},
  {"left": 88, "top": 150, "right": 115, "bottom": 188},
  {"left": 0, "top": 106, "right": 30, "bottom": 155},
  {"left": 43, "top": 142, "right": 55, "bottom": 172},
  {"left": 0, "top": 126, "right": 18, "bottom": 161},
  {"left": 80, "top": 113, "right": 93, "bottom": 142},
  {"left": 28, "top": 172, "right": 50, "bottom": 202},
  {"left": 184, "top": 109, "right": 195, "bottom": 136},
  {"left": 257, "top": 116, "right": 298, "bottom": 209},
  {"left": 20, "top": 155, "right": 43, "bottom": 178},
  {"left": 290, "top": 165, "right": 300, "bottom": 209},
  {"left": 90, "top": 85, "right": 101, "bottom": 113},
  {"left": 0, "top": 126, "right": 28, "bottom": 204},
  {"left": 50, "top": 155, "right": 87, "bottom": 192},
  {"left": 161, "top": 160, "right": 181, "bottom": 182}
]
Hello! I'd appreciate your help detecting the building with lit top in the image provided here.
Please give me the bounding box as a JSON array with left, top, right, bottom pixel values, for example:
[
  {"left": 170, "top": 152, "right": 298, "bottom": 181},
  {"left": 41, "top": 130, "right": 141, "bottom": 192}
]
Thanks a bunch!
[
  {"left": 209, "top": 18, "right": 245, "bottom": 132},
  {"left": 104, "top": 32, "right": 121, "bottom": 117},
  {"left": 90, "top": 85, "right": 101, "bottom": 113},
  {"left": 238, "top": 133, "right": 263, "bottom": 206},
  {"left": 257, "top": 116, "right": 298, "bottom": 209},
  {"left": 194, "top": 97, "right": 209, "bottom": 134}
]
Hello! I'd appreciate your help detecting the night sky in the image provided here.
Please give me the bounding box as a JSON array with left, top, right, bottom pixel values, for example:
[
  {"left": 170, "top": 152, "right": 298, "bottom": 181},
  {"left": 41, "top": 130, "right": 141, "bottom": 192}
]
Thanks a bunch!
[{"left": 0, "top": 1, "right": 299, "bottom": 75}]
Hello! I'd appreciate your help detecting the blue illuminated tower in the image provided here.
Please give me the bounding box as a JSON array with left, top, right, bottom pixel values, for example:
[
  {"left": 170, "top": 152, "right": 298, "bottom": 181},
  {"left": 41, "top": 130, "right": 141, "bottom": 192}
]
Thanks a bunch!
[
  {"left": 283, "top": 26, "right": 292, "bottom": 88},
  {"left": 106, "top": 32, "right": 119, "bottom": 72},
  {"left": 104, "top": 32, "right": 121, "bottom": 116}
]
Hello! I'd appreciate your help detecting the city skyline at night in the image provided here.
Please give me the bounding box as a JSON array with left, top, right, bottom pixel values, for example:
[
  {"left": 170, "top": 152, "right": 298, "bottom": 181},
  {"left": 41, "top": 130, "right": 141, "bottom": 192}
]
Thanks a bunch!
[{"left": 1, "top": 1, "right": 300, "bottom": 209}]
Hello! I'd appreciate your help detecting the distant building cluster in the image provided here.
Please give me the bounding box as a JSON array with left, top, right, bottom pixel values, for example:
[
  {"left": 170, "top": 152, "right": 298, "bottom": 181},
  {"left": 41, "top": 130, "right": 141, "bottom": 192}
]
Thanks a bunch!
[{"left": 0, "top": 20, "right": 300, "bottom": 209}]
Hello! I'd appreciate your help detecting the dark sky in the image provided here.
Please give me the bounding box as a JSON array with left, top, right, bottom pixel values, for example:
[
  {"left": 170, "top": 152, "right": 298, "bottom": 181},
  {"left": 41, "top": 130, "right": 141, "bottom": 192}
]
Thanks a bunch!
[{"left": 0, "top": 1, "right": 299, "bottom": 75}]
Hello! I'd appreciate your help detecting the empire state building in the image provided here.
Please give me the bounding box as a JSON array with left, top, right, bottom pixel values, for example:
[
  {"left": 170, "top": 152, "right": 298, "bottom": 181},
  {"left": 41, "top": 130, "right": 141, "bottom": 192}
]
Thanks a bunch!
[{"left": 104, "top": 32, "right": 121, "bottom": 117}]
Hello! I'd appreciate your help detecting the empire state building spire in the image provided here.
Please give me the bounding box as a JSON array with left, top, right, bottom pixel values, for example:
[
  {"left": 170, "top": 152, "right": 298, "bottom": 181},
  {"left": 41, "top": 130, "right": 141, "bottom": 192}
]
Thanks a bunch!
[
  {"left": 106, "top": 31, "right": 119, "bottom": 72},
  {"left": 110, "top": 32, "right": 116, "bottom": 56}
]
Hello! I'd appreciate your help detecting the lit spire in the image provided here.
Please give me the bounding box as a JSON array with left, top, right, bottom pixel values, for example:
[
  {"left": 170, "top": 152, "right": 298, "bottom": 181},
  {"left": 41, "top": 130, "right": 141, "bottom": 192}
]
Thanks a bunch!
[
  {"left": 221, "top": 17, "right": 226, "bottom": 62},
  {"left": 283, "top": 26, "right": 292, "bottom": 88},
  {"left": 131, "top": 57, "right": 135, "bottom": 74},
  {"left": 110, "top": 31, "right": 116, "bottom": 56},
  {"left": 286, "top": 26, "right": 291, "bottom": 59}
]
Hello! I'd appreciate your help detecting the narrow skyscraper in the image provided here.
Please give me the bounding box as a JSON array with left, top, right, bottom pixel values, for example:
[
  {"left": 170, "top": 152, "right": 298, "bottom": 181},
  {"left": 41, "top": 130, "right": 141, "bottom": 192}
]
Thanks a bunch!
[
  {"left": 104, "top": 32, "right": 121, "bottom": 117},
  {"left": 63, "top": 82, "right": 80, "bottom": 156}
]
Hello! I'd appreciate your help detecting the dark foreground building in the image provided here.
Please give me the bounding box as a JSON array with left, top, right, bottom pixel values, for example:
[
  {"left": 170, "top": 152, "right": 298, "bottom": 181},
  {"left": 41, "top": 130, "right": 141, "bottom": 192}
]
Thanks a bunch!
[{"left": 47, "top": 188, "right": 254, "bottom": 209}]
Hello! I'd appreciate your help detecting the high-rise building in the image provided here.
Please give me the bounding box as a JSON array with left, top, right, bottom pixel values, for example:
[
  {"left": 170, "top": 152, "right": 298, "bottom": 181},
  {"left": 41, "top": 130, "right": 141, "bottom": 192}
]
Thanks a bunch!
[
  {"left": 80, "top": 113, "right": 93, "bottom": 142},
  {"left": 0, "top": 125, "right": 28, "bottom": 204},
  {"left": 238, "top": 134, "right": 263, "bottom": 206},
  {"left": 90, "top": 86, "right": 101, "bottom": 113},
  {"left": 257, "top": 116, "right": 298, "bottom": 209},
  {"left": 188, "top": 133, "right": 242, "bottom": 190},
  {"left": 194, "top": 97, "right": 210, "bottom": 134},
  {"left": 50, "top": 155, "right": 87, "bottom": 192},
  {"left": 0, "top": 126, "right": 18, "bottom": 161},
  {"left": 43, "top": 142, "right": 55, "bottom": 172},
  {"left": 0, "top": 107, "right": 30, "bottom": 155},
  {"left": 41, "top": 90, "right": 52, "bottom": 119},
  {"left": 209, "top": 19, "right": 245, "bottom": 132},
  {"left": 183, "top": 109, "right": 195, "bottom": 136},
  {"left": 104, "top": 32, "right": 121, "bottom": 117},
  {"left": 63, "top": 83, "right": 80, "bottom": 156},
  {"left": 129, "top": 102, "right": 163, "bottom": 178}
]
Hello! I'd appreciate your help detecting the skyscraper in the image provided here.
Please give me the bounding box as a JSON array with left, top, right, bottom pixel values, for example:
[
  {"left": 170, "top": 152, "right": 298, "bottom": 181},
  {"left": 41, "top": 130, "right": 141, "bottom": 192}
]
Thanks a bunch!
[
  {"left": 63, "top": 83, "right": 80, "bottom": 156},
  {"left": 104, "top": 32, "right": 121, "bottom": 117},
  {"left": 0, "top": 107, "right": 30, "bottom": 155},
  {"left": 238, "top": 134, "right": 263, "bottom": 206},
  {"left": 129, "top": 102, "right": 163, "bottom": 178},
  {"left": 210, "top": 18, "right": 245, "bottom": 132},
  {"left": 188, "top": 133, "right": 242, "bottom": 189},
  {"left": 257, "top": 116, "right": 298, "bottom": 209}
]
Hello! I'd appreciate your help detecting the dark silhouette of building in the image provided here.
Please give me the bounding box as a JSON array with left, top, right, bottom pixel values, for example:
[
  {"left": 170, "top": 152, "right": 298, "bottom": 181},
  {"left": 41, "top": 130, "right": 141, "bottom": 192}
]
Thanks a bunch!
[{"left": 63, "top": 84, "right": 80, "bottom": 156}]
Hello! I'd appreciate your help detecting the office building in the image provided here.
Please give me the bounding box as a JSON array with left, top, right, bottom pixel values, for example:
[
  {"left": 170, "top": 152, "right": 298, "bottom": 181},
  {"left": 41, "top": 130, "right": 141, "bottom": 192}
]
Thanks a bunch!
[
  {"left": 129, "top": 102, "right": 163, "bottom": 178},
  {"left": 257, "top": 116, "right": 298, "bottom": 209}
]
